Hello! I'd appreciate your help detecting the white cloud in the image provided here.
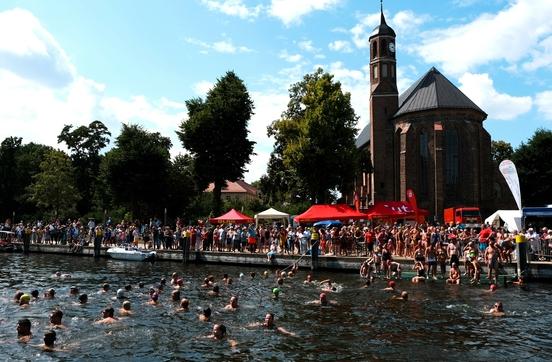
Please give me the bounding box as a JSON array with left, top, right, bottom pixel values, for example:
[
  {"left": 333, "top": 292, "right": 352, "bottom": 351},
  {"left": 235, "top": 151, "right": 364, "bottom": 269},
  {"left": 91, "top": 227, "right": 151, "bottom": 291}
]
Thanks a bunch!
[
  {"left": 269, "top": 0, "right": 341, "bottom": 26},
  {"left": 279, "top": 50, "right": 303, "bottom": 63},
  {"left": 391, "top": 10, "right": 430, "bottom": 34},
  {"left": 193, "top": 81, "right": 214, "bottom": 97},
  {"left": 522, "top": 35, "right": 552, "bottom": 71},
  {"left": 328, "top": 40, "right": 352, "bottom": 53},
  {"left": 200, "top": 0, "right": 263, "bottom": 19},
  {"left": 350, "top": 12, "right": 380, "bottom": 49},
  {"left": 415, "top": 0, "right": 552, "bottom": 75},
  {"left": 184, "top": 37, "right": 252, "bottom": 54},
  {"left": 535, "top": 90, "right": 552, "bottom": 121},
  {"left": 459, "top": 72, "right": 532, "bottom": 120},
  {"left": 298, "top": 40, "right": 317, "bottom": 53},
  {"left": 0, "top": 8, "right": 75, "bottom": 87}
]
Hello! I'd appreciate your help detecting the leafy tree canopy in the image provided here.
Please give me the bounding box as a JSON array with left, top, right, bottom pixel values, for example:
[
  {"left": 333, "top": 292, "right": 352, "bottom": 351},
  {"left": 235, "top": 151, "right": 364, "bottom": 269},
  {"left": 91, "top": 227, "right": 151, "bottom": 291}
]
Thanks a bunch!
[
  {"left": 266, "top": 68, "right": 359, "bottom": 204},
  {"left": 491, "top": 140, "right": 514, "bottom": 165}
]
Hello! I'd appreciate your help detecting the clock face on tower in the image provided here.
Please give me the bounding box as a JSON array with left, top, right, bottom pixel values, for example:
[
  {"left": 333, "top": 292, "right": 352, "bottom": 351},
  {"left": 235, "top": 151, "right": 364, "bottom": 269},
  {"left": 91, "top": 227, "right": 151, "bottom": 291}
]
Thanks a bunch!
[{"left": 388, "top": 42, "right": 395, "bottom": 53}]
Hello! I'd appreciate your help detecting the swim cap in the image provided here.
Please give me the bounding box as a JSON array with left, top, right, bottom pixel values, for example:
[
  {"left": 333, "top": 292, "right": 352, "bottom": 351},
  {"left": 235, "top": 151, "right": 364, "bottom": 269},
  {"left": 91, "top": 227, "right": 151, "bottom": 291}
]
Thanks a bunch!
[
  {"left": 388, "top": 281, "right": 396, "bottom": 288},
  {"left": 123, "top": 301, "right": 131, "bottom": 309},
  {"left": 117, "top": 289, "right": 125, "bottom": 298},
  {"left": 319, "top": 292, "right": 327, "bottom": 299},
  {"left": 272, "top": 287, "right": 280, "bottom": 296},
  {"left": 20, "top": 294, "right": 31, "bottom": 303},
  {"left": 490, "top": 284, "right": 497, "bottom": 292},
  {"left": 239, "top": 273, "right": 244, "bottom": 278}
]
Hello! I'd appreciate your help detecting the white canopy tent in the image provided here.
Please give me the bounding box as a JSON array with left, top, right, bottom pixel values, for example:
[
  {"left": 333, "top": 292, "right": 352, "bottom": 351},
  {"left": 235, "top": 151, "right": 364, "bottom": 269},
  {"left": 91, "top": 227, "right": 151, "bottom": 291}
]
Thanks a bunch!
[
  {"left": 254, "top": 207, "right": 290, "bottom": 227},
  {"left": 484, "top": 210, "right": 522, "bottom": 232}
]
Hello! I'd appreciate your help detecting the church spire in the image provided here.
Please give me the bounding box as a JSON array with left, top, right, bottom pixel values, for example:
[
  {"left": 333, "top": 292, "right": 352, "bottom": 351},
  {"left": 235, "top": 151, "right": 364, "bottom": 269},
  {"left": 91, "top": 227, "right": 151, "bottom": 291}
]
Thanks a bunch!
[{"left": 380, "top": 0, "right": 386, "bottom": 25}]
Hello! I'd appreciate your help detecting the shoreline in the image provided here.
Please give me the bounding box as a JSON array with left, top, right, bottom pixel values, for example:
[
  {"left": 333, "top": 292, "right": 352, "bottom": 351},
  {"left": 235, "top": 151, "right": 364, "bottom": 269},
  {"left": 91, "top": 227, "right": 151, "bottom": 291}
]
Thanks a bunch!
[{"left": 6, "top": 242, "right": 552, "bottom": 281}]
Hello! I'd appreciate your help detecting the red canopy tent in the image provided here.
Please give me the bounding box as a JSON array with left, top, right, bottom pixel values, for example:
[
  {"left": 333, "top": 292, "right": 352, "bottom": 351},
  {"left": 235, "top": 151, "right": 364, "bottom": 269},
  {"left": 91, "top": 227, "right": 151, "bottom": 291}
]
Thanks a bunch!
[
  {"left": 294, "top": 204, "right": 367, "bottom": 223},
  {"left": 209, "top": 209, "right": 254, "bottom": 224},
  {"left": 365, "top": 201, "right": 428, "bottom": 222}
]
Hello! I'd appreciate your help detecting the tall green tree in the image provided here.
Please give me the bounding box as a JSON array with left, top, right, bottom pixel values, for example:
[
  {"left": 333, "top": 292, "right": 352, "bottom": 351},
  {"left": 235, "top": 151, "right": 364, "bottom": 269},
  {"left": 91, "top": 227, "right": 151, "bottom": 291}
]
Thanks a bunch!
[
  {"left": 267, "top": 68, "right": 359, "bottom": 203},
  {"left": 177, "top": 71, "right": 255, "bottom": 215},
  {"left": 512, "top": 128, "right": 552, "bottom": 206},
  {"left": 102, "top": 124, "right": 172, "bottom": 219},
  {"left": 58, "top": 120, "right": 111, "bottom": 215},
  {"left": 26, "top": 150, "right": 80, "bottom": 218},
  {"left": 491, "top": 140, "right": 514, "bottom": 165}
]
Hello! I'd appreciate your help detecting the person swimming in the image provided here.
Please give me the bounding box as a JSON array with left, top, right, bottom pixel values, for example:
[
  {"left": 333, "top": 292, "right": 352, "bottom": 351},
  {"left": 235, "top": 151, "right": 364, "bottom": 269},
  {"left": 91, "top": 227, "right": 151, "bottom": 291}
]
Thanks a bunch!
[
  {"left": 44, "top": 288, "right": 56, "bottom": 299},
  {"left": 31, "top": 290, "right": 39, "bottom": 300},
  {"left": 95, "top": 307, "right": 119, "bottom": 324},
  {"left": 119, "top": 301, "right": 132, "bottom": 316},
  {"left": 247, "top": 313, "right": 295, "bottom": 336},
  {"left": 199, "top": 307, "right": 212, "bottom": 321},
  {"left": 208, "top": 324, "right": 238, "bottom": 347},
  {"left": 78, "top": 294, "right": 88, "bottom": 304},
  {"left": 148, "top": 293, "right": 159, "bottom": 305},
  {"left": 101, "top": 283, "right": 110, "bottom": 293},
  {"left": 41, "top": 330, "right": 57, "bottom": 352},
  {"left": 392, "top": 291, "right": 409, "bottom": 301},
  {"left": 308, "top": 292, "right": 338, "bottom": 306},
  {"left": 49, "top": 309, "right": 65, "bottom": 329},
  {"left": 17, "top": 318, "right": 32, "bottom": 343},
  {"left": 19, "top": 294, "right": 31, "bottom": 307},
  {"left": 208, "top": 285, "right": 220, "bottom": 297},
  {"left": 383, "top": 280, "right": 396, "bottom": 292},
  {"left": 224, "top": 296, "right": 239, "bottom": 311},
  {"left": 177, "top": 298, "right": 189, "bottom": 312},
  {"left": 116, "top": 289, "right": 126, "bottom": 300},
  {"left": 272, "top": 287, "right": 281, "bottom": 299},
  {"left": 171, "top": 290, "right": 181, "bottom": 302},
  {"left": 14, "top": 291, "right": 24, "bottom": 303},
  {"left": 304, "top": 274, "right": 313, "bottom": 284},
  {"left": 489, "top": 301, "right": 505, "bottom": 316}
]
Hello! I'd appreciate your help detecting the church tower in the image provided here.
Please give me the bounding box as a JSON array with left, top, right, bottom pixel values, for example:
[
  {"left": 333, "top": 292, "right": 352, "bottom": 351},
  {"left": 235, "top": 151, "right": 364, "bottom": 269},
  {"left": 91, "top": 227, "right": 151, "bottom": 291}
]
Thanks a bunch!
[{"left": 369, "top": 3, "right": 398, "bottom": 202}]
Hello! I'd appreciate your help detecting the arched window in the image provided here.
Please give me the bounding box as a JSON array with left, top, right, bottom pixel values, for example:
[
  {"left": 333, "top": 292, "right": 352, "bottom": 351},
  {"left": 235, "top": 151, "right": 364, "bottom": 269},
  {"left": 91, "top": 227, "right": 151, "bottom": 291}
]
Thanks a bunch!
[
  {"left": 419, "top": 131, "right": 429, "bottom": 197},
  {"left": 445, "top": 128, "right": 459, "bottom": 186},
  {"left": 381, "top": 39, "right": 387, "bottom": 56},
  {"left": 371, "top": 41, "right": 378, "bottom": 59}
]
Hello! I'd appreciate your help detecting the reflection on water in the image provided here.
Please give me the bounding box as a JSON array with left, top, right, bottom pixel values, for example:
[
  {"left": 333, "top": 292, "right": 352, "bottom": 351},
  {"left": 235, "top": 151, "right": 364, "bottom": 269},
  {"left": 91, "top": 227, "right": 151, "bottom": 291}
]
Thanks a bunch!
[{"left": 1, "top": 253, "right": 552, "bottom": 360}]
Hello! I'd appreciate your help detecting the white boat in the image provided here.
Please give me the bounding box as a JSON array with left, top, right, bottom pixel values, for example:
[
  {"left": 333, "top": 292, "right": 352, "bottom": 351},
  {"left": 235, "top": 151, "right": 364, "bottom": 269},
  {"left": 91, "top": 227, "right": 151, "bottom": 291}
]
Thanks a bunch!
[{"left": 107, "top": 246, "right": 156, "bottom": 261}]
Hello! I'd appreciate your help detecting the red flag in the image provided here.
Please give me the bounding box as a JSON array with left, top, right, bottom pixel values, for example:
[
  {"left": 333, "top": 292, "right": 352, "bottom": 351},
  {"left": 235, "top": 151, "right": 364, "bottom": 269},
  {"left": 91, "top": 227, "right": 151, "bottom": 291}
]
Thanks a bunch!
[
  {"left": 434, "top": 122, "right": 443, "bottom": 131},
  {"left": 354, "top": 191, "right": 360, "bottom": 212}
]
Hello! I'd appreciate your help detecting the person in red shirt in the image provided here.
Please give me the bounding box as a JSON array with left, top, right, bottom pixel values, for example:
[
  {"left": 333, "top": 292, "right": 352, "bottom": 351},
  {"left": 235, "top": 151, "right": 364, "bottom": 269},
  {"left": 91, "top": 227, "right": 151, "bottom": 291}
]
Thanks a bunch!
[{"left": 478, "top": 226, "right": 492, "bottom": 253}]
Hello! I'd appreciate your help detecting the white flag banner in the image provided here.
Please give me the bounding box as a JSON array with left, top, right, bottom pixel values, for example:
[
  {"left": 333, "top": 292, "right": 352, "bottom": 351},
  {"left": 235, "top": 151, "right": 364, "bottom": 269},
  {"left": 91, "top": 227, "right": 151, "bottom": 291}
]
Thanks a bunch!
[{"left": 499, "top": 160, "right": 522, "bottom": 210}]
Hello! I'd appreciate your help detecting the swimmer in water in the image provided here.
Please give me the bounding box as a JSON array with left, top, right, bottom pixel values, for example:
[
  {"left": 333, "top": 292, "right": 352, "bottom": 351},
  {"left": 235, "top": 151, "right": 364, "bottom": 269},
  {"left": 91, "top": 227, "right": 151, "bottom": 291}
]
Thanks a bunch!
[
  {"left": 224, "top": 296, "right": 239, "bottom": 311},
  {"left": 488, "top": 301, "right": 505, "bottom": 317},
  {"left": 19, "top": 294, "right": 31, "bottom": 308},
  {"left": 262, "top": 271, "right": 269, "bottom": 279},
  {"left": 101, "top": 283, "right": 110, "bottom": 293},
  {"left": 307, "top": 292, "right": 338, "bottom": 306},
  {"left": 199, "top": 307, "right": 211, "bottom": 322},
  {"left": 95, "top": 308, "right": 119, "bottom": 324},
  {"left": 147, "top": 293, "right": 159, "bottom": 305},
  {"left": 49, "top": 309, "right": 66, "bottom": 329},
  {"left": 44, "top": 288, "right": 56, "bottom": 299},
  {"left": 70, "top": 286, "right": 79, "bottom": 296},
  {"left": 226, "top": 277, "right": 233, "bottom": 285},
  {"left": 40, "top": 330, "right": 57, "bottom": 352},
  {"left": 277, "top": 278, "right": 284, "bottom": 286},
  {"left": 171, "top": 290, "right": 181, "bottom": 302},
  {"left": 31, "top": 290, "right": 39, "bottom": 300},
  {"left": 248, "top": 313, "right": 296, "bottom": 337},
  {"left": 489, "top": 284, "right": 497, "bottom": 292},
  {"left": 412, "top": 261, "right": 426, "bottom": 283},
  {"left": 116, "top": 289, "right": 127, "bottom": 300},
  {"left": 383, "top": 280, "right": 396, "bottom": 292},
  {"left": 392, "top": 291, "right": 409, "bottom": 301},
  {"left": 138, "top": 282, "right": 145, "bottom": 288},
  {"left": 250, "top": 272, "right": 256, "bottom": 279},
  {"left": 208, "top": 285, "right": 220, "bottom": 297},
  {"left": 175, "top": 279, "right": 184, "bottom": 289},
  {"left": 207, "top": 324, "right": 238, "bottom": 347},
  {"left": 78, "top": 294, "right": 88, "bottom": 304},
  {"left": 17, "top": 318, "right": 32, "bottom": 343},
  {"left": 14, "top": 291, "right": 24, "bottom": 303},
  {"left": 119, "top": 301, "right": 132, "bottom": 316},
  {"left": 304, "top": 274, "right": 313, "bottom": 284},
  {"left": 177, "top": 298, "right": 189, "bottom": 312},
  {"left": 171, "top": 272, "right": 179, "bottom": 286},
  {"left": 319, "top": 279, "right": 337, "bottom": 292},
  {"left": 124, "top": 284, "right": 132, "bottom": 292},
  {"left": 201, "top": 278, "right": 211, "bottom": 288},
  {"left": 272, "top": 288, "right": 281, "bottom": 299}
]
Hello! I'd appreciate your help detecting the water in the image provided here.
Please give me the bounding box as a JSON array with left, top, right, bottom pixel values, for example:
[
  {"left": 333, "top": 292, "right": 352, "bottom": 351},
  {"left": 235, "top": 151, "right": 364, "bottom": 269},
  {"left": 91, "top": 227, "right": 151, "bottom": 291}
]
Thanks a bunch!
[{"left": 1, "top": 254, "right": 552, "bottom": 361}]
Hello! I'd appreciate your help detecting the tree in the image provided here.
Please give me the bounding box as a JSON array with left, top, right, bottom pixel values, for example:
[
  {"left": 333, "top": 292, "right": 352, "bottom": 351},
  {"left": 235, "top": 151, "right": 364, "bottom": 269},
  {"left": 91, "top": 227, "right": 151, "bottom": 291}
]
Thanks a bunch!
[
  {"left": 512, "top": 129, "right": 552, "bottom": 206},
  {"left": 177, "top": 71, "right": 255, "bottom": 215},
  {"left": 26, "top": 150, "right": 80, "bottom": 218},
  {"left": 58, "top": 121, "right": 111, "bottom": 215},
  {"left": 491, "top": 140, "right": 514, "bottom": 165},
  {"left": 102, "top": 124, "right": 172, "bottom": 219},
  {"left": 267, "top": 68, "right": 359, "bottom": 203}
]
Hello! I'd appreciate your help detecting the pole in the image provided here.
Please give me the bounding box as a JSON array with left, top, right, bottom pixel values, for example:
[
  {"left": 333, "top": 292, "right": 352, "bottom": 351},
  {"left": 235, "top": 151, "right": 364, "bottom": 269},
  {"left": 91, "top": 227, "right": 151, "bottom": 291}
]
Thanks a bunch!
[
  {"left": 434, "top": 127, "right": 438, "bottom": 224},
  {"left": 515, "top": 233, "right": 528, "bottom": 278},
  {"left": 164, "top": 208, "right": 167, "bottom": 226}
]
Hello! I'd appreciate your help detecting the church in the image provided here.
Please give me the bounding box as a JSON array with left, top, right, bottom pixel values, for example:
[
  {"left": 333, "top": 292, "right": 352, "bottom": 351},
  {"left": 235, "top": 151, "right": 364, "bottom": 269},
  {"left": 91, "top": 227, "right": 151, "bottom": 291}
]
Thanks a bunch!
[{"left": 354, "top": 7, "right": 515, "bottom": 221}]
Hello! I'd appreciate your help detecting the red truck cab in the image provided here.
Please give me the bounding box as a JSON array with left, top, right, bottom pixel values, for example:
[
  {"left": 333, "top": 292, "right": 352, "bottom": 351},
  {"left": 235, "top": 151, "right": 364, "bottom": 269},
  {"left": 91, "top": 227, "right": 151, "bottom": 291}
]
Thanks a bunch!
[{"left": 444, "top": 207, "right": 482, "bottom": 228}]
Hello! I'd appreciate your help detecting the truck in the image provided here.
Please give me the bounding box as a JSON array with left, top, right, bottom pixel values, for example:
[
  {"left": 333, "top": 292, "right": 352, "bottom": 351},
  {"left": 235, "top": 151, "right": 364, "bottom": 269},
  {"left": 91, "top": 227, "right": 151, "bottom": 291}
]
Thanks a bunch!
[{"left": 444, "top": 207, "right": 482, "bottom": 228}]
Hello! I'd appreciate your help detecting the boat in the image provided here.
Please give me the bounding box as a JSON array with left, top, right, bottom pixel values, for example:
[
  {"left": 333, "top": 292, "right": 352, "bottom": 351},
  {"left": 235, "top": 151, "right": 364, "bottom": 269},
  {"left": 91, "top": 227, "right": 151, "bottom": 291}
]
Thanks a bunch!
[
  {"left": 106, "top": 245, "right": 156, "bottom": 261},
  {"left": 0, "top": 231, "right": 19, "bottom": 252}
]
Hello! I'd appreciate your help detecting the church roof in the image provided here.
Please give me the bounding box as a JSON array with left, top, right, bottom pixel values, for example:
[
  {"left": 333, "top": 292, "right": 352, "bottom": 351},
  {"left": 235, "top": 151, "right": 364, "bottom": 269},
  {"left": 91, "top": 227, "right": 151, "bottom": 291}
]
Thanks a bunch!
[
  {"left": 394, "top": 67, "right": 486, "bottom": 118},
  {"left": 370, "top": 8, "right": 395, "bottom": 38},
  {"left": 355, "top": 124, "right": 371, "bottom": 149}
]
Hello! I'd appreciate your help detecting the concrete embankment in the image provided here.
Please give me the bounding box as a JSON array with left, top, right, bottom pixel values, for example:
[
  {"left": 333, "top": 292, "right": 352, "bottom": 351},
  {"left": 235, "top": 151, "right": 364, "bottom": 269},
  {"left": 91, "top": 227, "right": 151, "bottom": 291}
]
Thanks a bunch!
[{"left": 15, "top": 243, "right": 552, "bottom": 280}]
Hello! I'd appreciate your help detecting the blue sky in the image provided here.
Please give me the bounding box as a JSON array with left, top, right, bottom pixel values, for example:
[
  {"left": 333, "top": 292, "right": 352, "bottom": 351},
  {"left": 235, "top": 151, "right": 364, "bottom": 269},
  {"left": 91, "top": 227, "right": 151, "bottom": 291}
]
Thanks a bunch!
[{"left": 0, "top": 0, "right": 551, "bottom": 182}]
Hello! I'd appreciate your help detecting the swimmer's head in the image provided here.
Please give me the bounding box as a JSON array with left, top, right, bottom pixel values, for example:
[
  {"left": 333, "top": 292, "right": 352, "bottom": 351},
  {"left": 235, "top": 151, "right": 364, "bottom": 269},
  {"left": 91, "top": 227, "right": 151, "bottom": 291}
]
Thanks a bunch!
[
  {"left": 171, "top": 290, "right": 181, "bottom": 301},
  {"left": 79, "top": 294, "right": 88, "bottom": 304},
  {"left": 17, "top": 318, "right": 31, "bottom": 336},
  {"left": 47, "top": 288, "right": 55, "bottom": 297},
  {"left": 401, "top": 291, "right": 408, "bottom": 300},
  {"left": 31, "top": 290, "right": 39, "bottom": 299},
  {"left": 212, "top": 285, "right": 220, "bottom": 293},
  {"left": 490, "top": 284, "right": 497, "bottom": 292},
  {"left": 272, "top": 287, "right": 280, "bottom": 297},
  {"left": 55, "top": 271, "right": 62, "bottom": 277},
  {"left": 277, "top": 278, "right": 284, "bottom": 286},
  {"left": 122, "top": 301, "right": 131, "bottom": 310},
  {"left": 124, "top": 284, "right": 132, "bottom": 291},
  {"left": 102, "top": 283, "right": 110, "bottom": 291},
  {"left": 44, "top": 330, "right": 57, "bottom": 346},
  {"left": 70, "top": 286, "right": 79, "bottom": 295},
  {"left": 172, "top": 272, "right": 177, "bottom": 279},
  {"left": 239, "top": 273, "right": 244, "bottom": 279},
  {"left": 49, "top": 309, "right": 63, "bottom": 325},
  {"left": 177, "top": 279, "right": 184, "bottom": 286},
  {"left": 388, "top": 281, "right": 396, "bottom": 288},
  {"left": 203, "top": 307, "right": 211, "bottom": 318},
  {"left": 320, "top": 292, "right": 328, "bottom": 302},
  {"left": 230, "top": 296, "right": 238, "bottom": 308},
  {"left": 117, "top": 289, "right": 125, "bottom": 299},
  {"left": 180, "top": 298, "right": 189, "bottom": 309},
  {"left": 160, "top": 278, "right": 166, "bottom": 285},
  {"left": 138, "top": 282, "right": 145, "bottom": 288},
  {"left": 14, "top": 291, "right": 24, "bottom": 302},
  {"left": 19, "top": 294, "right": 31, "bottom": 305},
  {"left": 151, "top": 292, "right": 159, "bottom": 302}
]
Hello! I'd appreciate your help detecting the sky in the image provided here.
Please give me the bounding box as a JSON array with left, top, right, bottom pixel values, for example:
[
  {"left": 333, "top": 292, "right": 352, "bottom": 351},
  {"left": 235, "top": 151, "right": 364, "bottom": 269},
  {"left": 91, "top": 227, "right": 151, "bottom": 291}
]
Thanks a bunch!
[{"left": 0, "top": 0, "right": 551, "bottom": 183}]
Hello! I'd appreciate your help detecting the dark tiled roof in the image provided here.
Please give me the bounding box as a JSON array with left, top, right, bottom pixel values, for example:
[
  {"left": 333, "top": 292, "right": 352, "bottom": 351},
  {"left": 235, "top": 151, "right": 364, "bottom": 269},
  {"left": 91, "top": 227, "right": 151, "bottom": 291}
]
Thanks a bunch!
[
  {"left": 355, "top": 124, "right": 371, "bottom": 149},
  {"left": 370, "top": 11, "right": 396, "bottom": 38},
  {"left": 394, "top": 67, "right": 486, "bottom": 118}
]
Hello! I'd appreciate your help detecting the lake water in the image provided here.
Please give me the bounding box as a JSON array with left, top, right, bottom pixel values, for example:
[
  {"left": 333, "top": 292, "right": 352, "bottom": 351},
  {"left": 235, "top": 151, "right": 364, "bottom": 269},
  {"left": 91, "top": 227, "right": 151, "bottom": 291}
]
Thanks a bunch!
[{"left": 1, "top": 253, "right": 552, "bottom": 361}]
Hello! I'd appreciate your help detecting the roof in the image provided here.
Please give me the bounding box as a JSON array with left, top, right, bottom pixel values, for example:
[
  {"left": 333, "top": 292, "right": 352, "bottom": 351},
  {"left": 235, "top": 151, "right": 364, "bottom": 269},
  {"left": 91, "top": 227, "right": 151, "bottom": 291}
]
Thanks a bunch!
[
  {"left": 294, "top": 204, "right": 366, "bottom": 223},
  {"left": 205, "top": 180, "right": 258, "bottom": 196},
  {"left": 355, "top": 124, "right": 371, "bottom": 149},
  {"left": 209, "top": 209, "right": 254, "bottom": 224},
  {"left": 370, "top": 9, "right": 395, "bottom": 38},
  {"left": 394, "top": 67, "right": 486, "bottom": 118},
  {"left": 365, "top": 201, "right": 428, "bottom": 220},
  {"left": 255, "top": 208, "right": 290, "bottom": 219}
]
